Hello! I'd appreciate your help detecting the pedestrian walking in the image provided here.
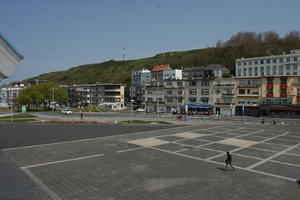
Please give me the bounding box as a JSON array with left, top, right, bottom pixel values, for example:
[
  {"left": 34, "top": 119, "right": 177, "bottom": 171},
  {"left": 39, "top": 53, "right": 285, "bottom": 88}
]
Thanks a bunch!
[
  {"left": 261, "top": 118, "right": 265, "bottom": 126},
  {"left": 225, "top": 151, "right": 235, "bottom": 171},
  {"left": 80, "top": 113, "right": 83, "bottom": 119}
]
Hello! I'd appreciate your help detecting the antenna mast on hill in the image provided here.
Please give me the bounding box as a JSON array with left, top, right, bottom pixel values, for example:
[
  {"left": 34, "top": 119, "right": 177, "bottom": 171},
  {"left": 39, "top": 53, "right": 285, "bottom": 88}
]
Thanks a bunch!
[{"left": 122, "top": 46, "right": 126, "bottom": 61}]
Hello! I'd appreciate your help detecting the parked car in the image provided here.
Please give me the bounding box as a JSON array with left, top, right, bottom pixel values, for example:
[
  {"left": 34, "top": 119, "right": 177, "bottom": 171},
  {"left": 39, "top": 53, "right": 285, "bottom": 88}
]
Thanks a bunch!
[
  {"left": 136, "top": 108, "right": 145, "bottom": 112},
  {"left": 61, "top": 109, "right": 72, "bottom": 115}
]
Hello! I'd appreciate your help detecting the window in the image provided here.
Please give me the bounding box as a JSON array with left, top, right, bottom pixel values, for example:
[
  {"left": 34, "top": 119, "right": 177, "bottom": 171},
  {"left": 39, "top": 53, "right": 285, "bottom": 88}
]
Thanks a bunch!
[
  {"left": 148, "top": 97, "right": 153, "bottom": 102},
  {"left": 189, "top": 89, "right": 197, "bottom": 95},
  {"left": 261, "top": 60, "right": 264, "bottom": 64},
  {"left": 237, "top": 61, "right": 241, "bottom": 66},
  {"left": 252, "top": 100, "right": 258, "bottom": 104},
  {"left": 297, "top": 88, "right": 300, "bottom": 95},
  {"left": 239, "top": 80, "right": 246, "bottom": 86},
  {"left": 202, "top": 80, "right": 209, "bottom": 86},
  {"left": 267, "top": 79, "right": 273, "bottom": 84},
  {"left": 273, "top": 59, "right": 277, "bottom": 63},
  {"left": 167, "top": 82, "right": 172, "bottom": 86},
  {"left": 254, "top": 67, "right": 258, "bottom": 76},
  {"left": 239, "top": 89, "right": 245, "bottom": 94},
  {"left": 243, "top": 61, "right": 247, "bottom": 66},
  {"left": 248, "top": 61, "right": 252, "bottom": 65},
  {"left": 249, "top": 67, "right": 253, "bottom": 76},
  {"left": 279, "top": 58, "right": 283, "bottom": 63},
  {"left": 267, "top": 89, "right": 273, "bottom": 94},
  {"left": 202, "top": 89, "right": 209, "bottom": 95},
  {"left": 177, "top": 82, "right": 182, "bottom": 86},
  {"left": 238, "top": 100, "right": 245, "bottom": 104},
  {"left": 189, "top": 81, "right": 197, "bottom": 86},
  {"left": 281, "top": 78, "right": 287, "bottom": 84},
  {"left": 287, "top": 58, "right": 290, "bottom": 62},
  {"left": 266, "top": 66, "right": 270, "bottom": 76},
  {"left": 255, "top": 60, "right": 258, "bottom": 65},
  {"left": 294, "top": 57, "right": 298, "bottom": 62},
  {"left": 167, "top": 90, "right": 173, "bottom": 95},
  {"left": 243, "top": 68, "right": 247, "bottom": 76},
  {"left": 252, "top": 89, "right": 259, "bottom": 95},
  {"left": 237, "top": 68, "right": 242, "bottom": 77},
  {"left": 279, "top": 65, "right": 283, "bottom": 75},
  {"left": 167, "top": 98, "right": 173, "bottom": 103},
  {"left": 178, "top": 90, "right": 183, "bottom": 95},
  {"left": 281, "top": 89, "right": 287, "bottom": 94},
  {"left": 189, "top": 97, "right": 197, "bottom": 103},
  {"left": 251, "top": 80, "right": 260, "bottom": 86},
  {"left": 266, "top": 59, "right": 270, "bottom": 64},
  {"left": 272, "top": 66, "right": 277, "bottom": 75},
  {"left": 260, "top": 66, "right": 264, "bottom": 76}
]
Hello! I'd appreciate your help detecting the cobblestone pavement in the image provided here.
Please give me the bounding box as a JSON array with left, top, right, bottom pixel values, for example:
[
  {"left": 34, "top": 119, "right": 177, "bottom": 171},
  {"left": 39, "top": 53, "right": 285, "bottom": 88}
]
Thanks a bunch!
[{"left": 3, "top": 124, "right": 300, "bottom": 200}]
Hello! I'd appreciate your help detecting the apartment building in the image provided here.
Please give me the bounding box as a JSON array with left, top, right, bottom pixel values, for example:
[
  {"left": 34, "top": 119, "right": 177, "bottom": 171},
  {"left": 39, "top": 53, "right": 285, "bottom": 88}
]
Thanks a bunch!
[
  {"left": 0, "top": 83, "right": 25, "bottom": 107},
  {"left": 212, "top": 78, "right": 236, "bottom": 115},
  {"left": 62, "top": 83, "right": 125, "bottom": 110},
  {"left": 131, "top": 69, "right": 151, "bottom": 105},
  {"left": 235, "top": 50, "right": 300, "bottom": 117}
]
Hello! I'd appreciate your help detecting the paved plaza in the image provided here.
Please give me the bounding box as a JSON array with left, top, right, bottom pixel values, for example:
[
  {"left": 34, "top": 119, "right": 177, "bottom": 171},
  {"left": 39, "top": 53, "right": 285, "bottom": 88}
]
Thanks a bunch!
[{"left": 1, "top": 123, "right": 300, "bottom": 199}]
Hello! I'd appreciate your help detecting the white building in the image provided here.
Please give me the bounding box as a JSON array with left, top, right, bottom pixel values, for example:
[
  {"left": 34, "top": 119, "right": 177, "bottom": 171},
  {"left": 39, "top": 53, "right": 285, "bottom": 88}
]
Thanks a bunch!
[
  {"left": 163, "top": 69, "right": 182, "bottom": 80},
  {"left": 0, "top": 83, "right": 25, "bottom": 107},
  {"left": 236, "top": 50, "right": 300, "bottom": 78},
  {"left": 0, "top": 32, "right": 24, "bottom": 82}
]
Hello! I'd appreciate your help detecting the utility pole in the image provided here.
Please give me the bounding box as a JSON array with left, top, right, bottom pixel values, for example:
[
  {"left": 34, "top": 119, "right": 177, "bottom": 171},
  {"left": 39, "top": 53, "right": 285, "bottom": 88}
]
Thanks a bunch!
[{"left": 52, "top": 87, "right": 55, "bottom": 112}]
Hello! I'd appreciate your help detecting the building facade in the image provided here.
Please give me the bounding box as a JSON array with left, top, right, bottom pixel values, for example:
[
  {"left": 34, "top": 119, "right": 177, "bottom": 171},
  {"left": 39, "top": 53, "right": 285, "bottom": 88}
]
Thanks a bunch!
[
  {"left": 62, "top": 83, "right": 125, "bottom": 110},
  {"left": 235, "top": 50, "right": 300, "bottom": 117},
  {"left": 0, "top": 83, "right": 25, "bottom": 107}
]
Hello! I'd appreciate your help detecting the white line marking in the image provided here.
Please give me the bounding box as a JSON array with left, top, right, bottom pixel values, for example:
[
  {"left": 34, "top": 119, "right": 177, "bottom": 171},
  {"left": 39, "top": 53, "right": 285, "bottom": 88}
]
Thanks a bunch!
[
  {"left": 247, "top": 142, "right": 299, "bottom": 170},
  {"left": 117, "top": 147, "right": 145, "bottom": 153},
  {"left": 22, "top": 168, "right": 62, "bottom": 200},
  {"left": 269, "top": 160, "right": 300, "bottom": 168},
  {"left": 147, "top": 146, "right": 296, "bottom": 182},
  {"left": 21, "top": 154, "right": 104, "bottom": 169}
]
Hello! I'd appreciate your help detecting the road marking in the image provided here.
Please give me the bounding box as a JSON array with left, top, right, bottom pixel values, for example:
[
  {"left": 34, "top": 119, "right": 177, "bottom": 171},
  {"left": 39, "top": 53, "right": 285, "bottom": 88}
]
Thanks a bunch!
[
  {"left": 21, "top": 154, "right": 104, "bottom": 169},
  {"left": 22, "top": 168, "right": 62, "bottom": 200},
  {"left": 247, "top": 142, "right": 299, "bottom": 170},
  {"left": 147, "top": 146, "right": 297, "bottom": 182},
  {"left": 117, "top": 147, "right": 145, "bottom": 153}
]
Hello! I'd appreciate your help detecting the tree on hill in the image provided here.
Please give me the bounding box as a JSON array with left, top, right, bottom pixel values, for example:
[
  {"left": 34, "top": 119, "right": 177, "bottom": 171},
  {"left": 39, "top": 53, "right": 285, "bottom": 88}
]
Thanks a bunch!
[{"left": 16, "top": 82, "right": 68, "bottom": 109}]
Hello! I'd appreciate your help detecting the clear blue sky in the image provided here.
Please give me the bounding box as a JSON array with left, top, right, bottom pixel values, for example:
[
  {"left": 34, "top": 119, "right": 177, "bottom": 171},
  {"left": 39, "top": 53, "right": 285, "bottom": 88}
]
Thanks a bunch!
[{"left": 1, "top": 0, "right": 300, "bottom": 82}]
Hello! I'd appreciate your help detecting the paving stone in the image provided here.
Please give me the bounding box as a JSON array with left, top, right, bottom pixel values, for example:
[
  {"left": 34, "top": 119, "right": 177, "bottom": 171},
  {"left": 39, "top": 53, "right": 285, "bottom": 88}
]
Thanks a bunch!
[
  {"left": 191, "top": 130, "right": 215, "bottom": 134},
  {"left": 202, "top": 143, "right": 239, "bottom": 152},
  {"left": 214, "top": 132, "right": 242, "bottom": 138},
  {"left": 175, "top": 139, "right": 210, "bottom": 147},
  {"left": 179, "top": 148, "right": 221, "bottom": 159},
  {"left": 173, "top": 132, "right": 205, "bottom": 139},
  {"left": 234, "top": 148, "right": 276, "bottom": 159},
  {"left": 157, "top": 136, "right": 184, "bottom": 142},
  {"left": 254, "top": 161, "right": 300, "bottom": 180},
  {"left": 251, "top": 143, "right": 289, "bottom": 152},
  {"left": 276, "top": 136, "right": 300, "bottom": 142},
  {"left": 198, "top": 136, "right": 225, "bottom": 142},
  {"left": 286, "top": 132, "right": 300, "bottom": 138},
  {"left": 128, "top": 138, "right": 169, "bottom": 147},
  {"left": 272, "top": 154, "right": 300, "bottom": 165},
  {"left": 237, "top": 135, "right": 267, "bottom": 142},
  {"left": 217, "top": 138, "right": 257, "bottom": 148},
  {"left": 287, "top": 147, "right": 300, "bottom": 155},
  {"left": 264, "top": 139, "right": 298, "bottom": 146},
  {"left": 154, "top": 143, "right": 188, "bottom": 152},
  {"left": 212, "top": 154, "right": 261, "bottom": 168}
]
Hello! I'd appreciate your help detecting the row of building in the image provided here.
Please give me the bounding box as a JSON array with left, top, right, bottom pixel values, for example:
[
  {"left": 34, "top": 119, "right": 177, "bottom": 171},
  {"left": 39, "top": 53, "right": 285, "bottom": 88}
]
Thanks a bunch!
[
  {"left": 131, "top": 50, "right": 300, "bottom": 117},
  {"left": 1, "top": 49, "right": 300, "bottom": 117}
]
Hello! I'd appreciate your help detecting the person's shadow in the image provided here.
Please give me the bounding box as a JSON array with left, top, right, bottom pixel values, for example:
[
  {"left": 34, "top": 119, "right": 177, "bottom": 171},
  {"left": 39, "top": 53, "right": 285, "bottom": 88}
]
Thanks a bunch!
[
  {"left": 216, "top": 167, "right": 226, "bottom": 172},
  {"left": 297, "top": 180, "right": 300, "bottom": 186}
]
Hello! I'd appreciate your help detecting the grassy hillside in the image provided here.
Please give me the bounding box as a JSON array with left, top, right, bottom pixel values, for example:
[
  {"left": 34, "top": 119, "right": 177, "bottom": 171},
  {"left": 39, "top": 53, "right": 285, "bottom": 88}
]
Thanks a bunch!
[{"left": 26, "top": 31, "right": 300, "bottom": 86}]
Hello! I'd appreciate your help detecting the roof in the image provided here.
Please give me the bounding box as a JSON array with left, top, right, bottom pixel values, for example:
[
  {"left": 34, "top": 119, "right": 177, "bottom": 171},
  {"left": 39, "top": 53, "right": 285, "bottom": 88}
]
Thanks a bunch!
[
  {"left": 151, "top": 64, "right": 171, "bottom": 72},
  {"left": 0, "top": 32, "right": 24, "bottom": 60}
]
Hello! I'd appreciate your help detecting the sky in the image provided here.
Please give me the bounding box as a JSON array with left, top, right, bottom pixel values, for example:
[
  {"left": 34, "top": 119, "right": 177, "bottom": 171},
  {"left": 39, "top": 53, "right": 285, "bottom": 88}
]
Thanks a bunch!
[{"left": 1, "top": 0, "right": 300, "bottom": 83}]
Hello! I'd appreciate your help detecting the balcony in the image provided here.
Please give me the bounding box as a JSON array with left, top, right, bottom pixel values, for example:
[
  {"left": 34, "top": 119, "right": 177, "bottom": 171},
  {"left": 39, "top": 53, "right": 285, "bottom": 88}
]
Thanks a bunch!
[
  {"left": 292, "top": 82, "right": 300, "bottom": 87},
  {"left": 214, "top": 84, "right": 235, "bottom": 88},
  {"left": 280, "top": 94, "right": 287, "bottom": 97},
  {"left": 280, "top": 84, "right": 287, "bottom": 89},
  {"left": 266, "top": 84, "right": 273, "bottom": 89},
  {"left": 222, "top": 93, "right": 234, "bottom": 97},
  {"left": 237, "top": 85, "right": 260, "bottom": 88},
  {"left": 266, "top": 94, "right": 273, "bottom": 97},
  {"left": 145, "top": 101, "right": 165, "bottom": 105}
]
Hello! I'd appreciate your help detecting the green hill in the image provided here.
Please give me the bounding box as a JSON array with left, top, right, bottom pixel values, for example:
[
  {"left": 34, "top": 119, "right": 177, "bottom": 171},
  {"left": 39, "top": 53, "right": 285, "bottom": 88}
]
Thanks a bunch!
[{"left": 26, "top": 31, "right": 300, "bottom": 86}]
